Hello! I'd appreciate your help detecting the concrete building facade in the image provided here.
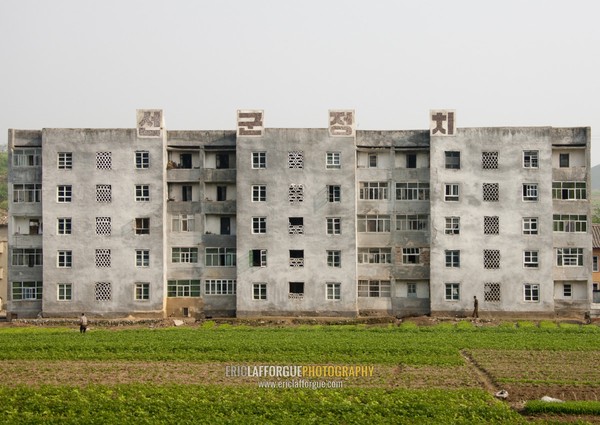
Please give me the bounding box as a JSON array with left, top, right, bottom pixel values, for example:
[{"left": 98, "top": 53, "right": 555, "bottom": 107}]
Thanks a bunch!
[{"left": 6, "top": 109, "right": 596, "bottom": 319}]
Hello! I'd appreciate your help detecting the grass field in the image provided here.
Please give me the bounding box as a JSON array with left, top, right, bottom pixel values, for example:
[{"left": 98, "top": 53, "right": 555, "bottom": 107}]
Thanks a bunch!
[{"left": 0, "top": 320, "right": 599, "bottom": 424}]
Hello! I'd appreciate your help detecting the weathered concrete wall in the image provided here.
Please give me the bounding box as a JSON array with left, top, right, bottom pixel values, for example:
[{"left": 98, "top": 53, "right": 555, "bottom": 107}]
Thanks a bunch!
[
  {"left": 40, "top": 128, "right": 167, "bottom": 318},
  {"left": 236, "top": 128, "right": 358, "bottom": 317}
]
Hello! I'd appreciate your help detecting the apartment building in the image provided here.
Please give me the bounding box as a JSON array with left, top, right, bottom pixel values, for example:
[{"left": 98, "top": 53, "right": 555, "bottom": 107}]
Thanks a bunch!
[{"left": 7, "top": 109, "right": 595, "bottom": 318}]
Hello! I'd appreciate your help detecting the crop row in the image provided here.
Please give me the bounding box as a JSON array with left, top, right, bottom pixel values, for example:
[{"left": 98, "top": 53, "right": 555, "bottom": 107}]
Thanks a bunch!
[
  {"left": 0, "top": 385, "right": 525, "bottom": 425},
  {"left": 0, "top": 324, "right": 597, "bottom": 365}
]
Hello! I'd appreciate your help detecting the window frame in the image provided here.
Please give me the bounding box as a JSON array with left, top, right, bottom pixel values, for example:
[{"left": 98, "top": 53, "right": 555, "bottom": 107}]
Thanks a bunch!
[
  {"left": 134, "top": 282, "right": 150, "bottom": 301},
  {"left": 252, "top": 185, "right": 266, "bottom": 202},
  {"left": 444, "top": 184, "right": 459, "bottom": 202},
  {"left": 522, "top": 217, "right": 538, "bottom": 235},
  {"left": 444, "top": 151, "right": 460, "bottom": 169},
  {"left": 523, "top": 250, "right": 539, "bottom": 268},
  {"left": 57, "top": 152, "right": 72, "bottom": 170},
  {"left": 57, "top": 283, "right": 72, "bottom": 301},
  {"left": 326, "top": 282, "right": 341, "bottom": 300},
  {"left": 326, "top": 152, "right": 341, "bottom": 169},
  {"left": 252, "top": 217, "right": 267, "bottom": 234},
  {"left": 327, "top": 250, "right": 341, "bottom": 268},
  {"left": 445, "top": 250, "right": 460, "bottom": 268},
  {"left": 523, "top": 283, "right": 540, "bottom": 302},
  {"left": 57, "top": 185, "right": 72, "bottom": 203},
  {"left": 326, "top": 217, "right": 341, "bottom": 235},
  {"left": 252, "top": 152, "right": 266, "bottom": 169},
  {"left": 135, "top": 150, "right": 150, "bottom": 169},
  {"left": 135, "top": 184, "right": 150, "bottom": 202},
  {"left": 445, "top": 283, "right": 460, "bottom": 301},
  {"left": 57, "top": 218, "right": 72, "bottom": 235},
  {"left": 523, "top": 150, "right": 539, "bottom": 168}
]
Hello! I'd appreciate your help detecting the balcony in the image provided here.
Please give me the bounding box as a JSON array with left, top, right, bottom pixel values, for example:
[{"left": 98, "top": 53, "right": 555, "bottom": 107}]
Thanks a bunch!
[
  {"left": 201, "top": 169, "right": 236, "bottom": 183},
  {"left": 167, "top": 168, "right": 202, "bottom": 182},
  {"left": 202, "top": 200, "right": 237, "bottom": 215}
]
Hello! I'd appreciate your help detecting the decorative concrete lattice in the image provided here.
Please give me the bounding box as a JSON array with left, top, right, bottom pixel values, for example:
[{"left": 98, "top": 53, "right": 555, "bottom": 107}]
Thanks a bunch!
[
  {"left": 482, "top": 183, "right": 499, "bottom": 202},
  {"left": 288, "top": 184, "right": 304, "bottom": 203},
  {"left": 96, "top": 185, "right": 112, "bottom": 203},
  {"left": 95, "top": 217, "right": 111, "bottom": 235},
  {"left": 288, "top": 151, "right": 304, "bottom": 169},
  {"left": 482, "top": 152, "right": 498, "bottom": 169},
  {"left": 484, "top": 216, "right": 499, "bottom": 235},
  {"left": 483, "top": 249, "right": 500, "bottom": 269},
  {"left": 96, "top": 152, "right": 112, "bottom": 170},
  {"left": 95, "top": 282, "right": 112, "bottom": 301},
  {"left": 484, "top": 282, "right": 501, "bottom": 302},
  {"left": 95, "top": 249, "right": 111, "bottom": 268}
]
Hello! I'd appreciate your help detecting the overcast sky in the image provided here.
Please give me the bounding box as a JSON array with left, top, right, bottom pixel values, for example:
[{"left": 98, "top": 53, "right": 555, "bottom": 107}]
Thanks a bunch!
[{"left": 1, "top": 0, "right": 599, "bottom": 164}]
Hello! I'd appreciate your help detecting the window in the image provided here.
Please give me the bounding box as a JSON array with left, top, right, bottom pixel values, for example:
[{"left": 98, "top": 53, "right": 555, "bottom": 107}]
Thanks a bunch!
[
  {"left": 289, "top": 282, "right": 305, "bottom": 299},
  {"left": 179, "top": 153, "right": 192, "bottom": 169},
  {"left": 396, "top": 182, "right": 430, "bottom": 200},
  {"left": 368, "top": 154, "right": 378, "bottom": 168},
  {"left": 523, "top": 150, "right": 539, "bottom": 168},
  {"left": 58, "top": 152, "right": 72, "bottom": 169},
  {"left": 58, "top": 218, "right": 72, "bottom": 235},
  {"left": 288, "top": 151, "right": 304, "bottom": 169},
  {"left": 95, "top": 282, "right": 112, "bottom": 301},
  {"left": 181, "top": 185, "right": 192, "bottom": 202},
  {"left": 358, "top": 280, "right": 391, "bottom": 297},
  {"left": 216, "top": 153, "right": 230, "bottom": 169},
  {"left": 136, "top": 249, "right": 149, "bottom": 267},
  {"left": 326, "top": 217, "right": 341, "bottom": 235},
  {"left": 13, "top": 148, "right": 41, "bottom": 167},
  {"left": 359, "top": 182, "right": 388, "bottom": 200},
  {"left": 326, "top": 283, "right": 341, "bottom": 300},
  {"left": 13, "top": 184, "right": 41, "bottom": 203},
  {"left": 482, "top": 152, "right": 498, "bottom": 169},
  {"left": 326, "top": 152, "right": 340, "bottom": 169},
  {"left": 12, "top": 248, "right": 43, "bottom": 267},
  {"left": 396, "top": 214, "right": 428, "bottom": 231},
  {"left": 95, "top": 217, "right": 111, "bottom": 235},
  {"left": 327, "top": 185, "right": 341, "bottom": 202},
  {"left": 594, "top": 256, "right": 599, "bottom": 272},
  {"left": 524, "top": 284, "right": 539, "bottom": 302},
  {"left": 253, "top": 283, "right": 267, "bottom": 300},
  {"left": 445, "top": 283, "right": 460, "bottom": 301},
  {"left": 252, "top": 185, "right": 266, "bottom": 202},
  {"left": 250, "top": 249, "right": 267, "bottom": 267},
  {"left": 357, "top": 248, "right": 392, "bottom": 264},
  {"left": 357, "top": 215, "right": 391, "bottom": 233},
  {"left": 556, "top": 248, "right": 583, "bottom": 267},
  {"left": 96, "top": 184, "right": 111, "bottom": 203},
  {"left": 288, "top": 217, "right": 304, "bottom": 235},
  {"left": 445, "top": 217, "right": 460, "bottom": 235},
  {"left": 252, "top": 217, "right": 267, "bottom": 234},
  {"left": 559, "top": 153, "right": 569, "bottom": 168},
  {"left": 523, "top": 250, "right": 539, "bottom": 268},
  {"left": 205, "top": 279, "right": 236, "bottom": 295},
  {"left": 552, "top": 182, "right": 586, "bottom": 200},
  {"left": 522, "top": 184, "right": 538, "bottom": 201},
  {"left": 135, "top": 185, "right": 150, "bottom": 202},
  {"left": 553, "top": 214, "right": 587, "bottom": 232},
  {"left": 136, "top": 151, "right": 149, "bottom": 169},
  {"left": 444, "top": 184, "right": 459, "bottom": 201},
  {"left": 445, "top": 151, "right": 460, "bottom": 169},
  {"left": 96, "top": 152, "right": 112, "bottom": 170},
  {"left": 135, "top": 283, "right": 150, "bottom": 300},
  {"left": 57, "top": 250, "right": 72, "bottom": 268},
  {"left": 288, "top": 184, "right": 304, "bottom": 203},
  {"left": 402, "top": 248, "right": 420, "bottom": 265},
  {"left": 12, "top": 281, "right": 43, "bottom": 300},
  {"left": 482, "top": 183, "right": 499, "bottom": 202},
  {"left": 445, "top": 250, "right": 460, "bottom": 268},
  {"left": 57, "top": 185, "right": 72, "bottom": 203},
  {"left": 484, "top": 282, "right": 501, "bottom": 303},
  {"left": 172, "top": 247, "right": 199, "bottom": 264},
  {"left": 252, "top": 152, "right": 266, "bottom": 169},
  {"left": 483, "top": 250, "right": 500, "bottom": 269},
  {"left": 167, "top": 280, "right": 201, "bottom": 297},
  {"left": 406, "top": 153, "right": 417, "bottom": 169},
  {"left": 204, "top": 247, "right": 235, "bottom": 266},
  {"left": 289, "top": 250, "right": 304, "bottom": 267},
  {"left": 135, "top": 218, "right": 150, "bottom": 235},
  {"left": 327, "top": 250, "right": 341, "bottom": 267},
  {"left": 95, "top": 249, "right": 111, "bottom": 267},
  {"left": 407, "top": 283, "right": 417, "bottom": 298},
  {"left": 522, "top": 217, "right": 538, "bottom": 235},
  {"left": 484, "top": 216, "right": 499, "bottom": 235},
  {"left": 563, "top": 283, "right": 572, "bottom": 298},
  {"left": 57, "top": 283, "right": 72, "bottom": 301},
  {"left": 218, "top": 186, "right": 228, "bottom": 202},
  {"left": 172, "top": 214, "right": 195, "bottom": 232}
]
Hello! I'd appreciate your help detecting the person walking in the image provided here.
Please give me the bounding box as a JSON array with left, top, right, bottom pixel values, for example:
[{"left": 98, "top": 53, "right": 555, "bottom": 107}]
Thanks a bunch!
[
  {"left": 472, "top": 296, "right": 479, "bottom": 319},
  {"left": 79, "top": 313, "right": 88, "bottom": 333}
]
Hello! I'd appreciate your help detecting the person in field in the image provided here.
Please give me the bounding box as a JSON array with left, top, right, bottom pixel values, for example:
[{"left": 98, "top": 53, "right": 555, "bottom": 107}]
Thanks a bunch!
[
  {"left": 472, "top": 296, "right": 479, "bottom": 319},
  {"left": 79, "top": 313, "right": 88, "bottom": 333}
]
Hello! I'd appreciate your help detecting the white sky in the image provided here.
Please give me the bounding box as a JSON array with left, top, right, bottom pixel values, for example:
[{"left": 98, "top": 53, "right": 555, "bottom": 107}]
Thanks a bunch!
[{"left": 1, "top": 0, "right": 599, "bottom": 163}]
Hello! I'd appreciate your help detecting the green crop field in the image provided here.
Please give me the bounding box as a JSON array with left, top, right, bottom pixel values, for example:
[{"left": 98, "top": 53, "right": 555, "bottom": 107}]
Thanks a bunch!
[{"left": 0, "top": 321, "right": 599, "bottom": 424}]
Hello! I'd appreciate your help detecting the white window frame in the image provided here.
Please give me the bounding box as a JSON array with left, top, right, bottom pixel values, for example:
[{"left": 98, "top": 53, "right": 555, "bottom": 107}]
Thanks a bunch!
[
  {"left": 57, "top": 185, "right": 72, "bottom": 203},
  {"left": 357, "top": 215, "right": 391, "bottom": 233},
  {"left": 445, "top": 250, "right": 460, "bottom": 268},
  {"left": 252, "top": 185, "right": 266, "bottom": 202},
  {"left": 57, "top": 217, "right": 72, "bottom": 235},
  {"left": 523, "top": 150, "right": 539, "bottom": 168},
  {"left": 253, "top": 283, "right": 267, "bottom": 300},
  {"left": 326, "top": 217, "right": 341, "bottom": 235},
  {"left": 563, "top": 283, "right": 572, "bottom": 298},
  {"left": 524, "top": 284, "right": 540, "bottom": 302},
  {"left": 252, "top": 152, "right": 266, "bottom": 169},
  {"left": 522, "top": 217, "right": 538, "bottom": 235},
  {"left": 444, "top": 184, "right": 459, "bottom": 201},
  {"left": 136, "top": 249, "right": 150, "bottom": 267},
  {"left": 556, "top": 248, "right": 583, "bottom": 267},
  {"left": 58, "top": 152, "right": 72, "bottom": 170},
  {"left": 57, "top": 250, "right": 72, "bottom": 268},
  {"left": 134, "top": 282, "right": 150, "bottom": 300},
  {"left": 326, "top": 282, "right": 341, "bottom": 300},
  {"left": 135, "top": 150, "right": 150, "bottom": 169},
  {"left": 135, "top": 184, "right": 150, "bottom": 202},
  {"left": 359, "top": 182, "right": 389, "bottom": 200},
  {"left": 407, "top": 283, "right": 417, "bottom": 298},
  {"left": 522, "top": 183, "right": 538, "bottom": 202},
  {"left": 445, "top": 283, "right": 460, "bottom": 301},
  {"left": 445, "top": 216, "right": 460, "bottom": 235},
  {"left": 327, "top": 185, "right": 341, "bottom": 202},
  {"left": 523, "top": 250, "right": 539, "bottom": 268},
  {"left": 252, "top": 217, "right": 267, "bottom": 234},
  {"left": 326, "top": 152, "right": 341, "bottom": 169},
  {"left": 402, "top": 248, "right": 421, "bottom": 265},
  {"left": 57, "top": 283, "right": 72, "bottom": 301},
  {"left": 357, "top": 248, "right": 392, "bottom": 264},
  {"left": 205, "top": 279, "right": 236, "bottom": 295},
  {"left": 327, "top": 250, "right": 341, "bottom": 268}
]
